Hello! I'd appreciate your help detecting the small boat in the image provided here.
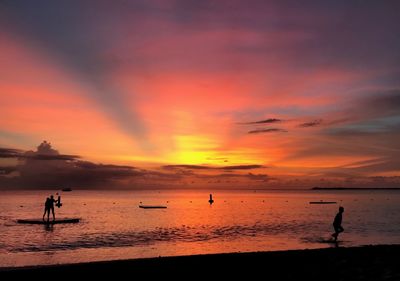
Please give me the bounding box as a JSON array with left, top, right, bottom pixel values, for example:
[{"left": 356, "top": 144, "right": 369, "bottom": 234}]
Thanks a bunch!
[
  {"left": 139, "top": 205, "right": 167, "bottom": 209},
  {"left": 62, "top": 187, "right": 72, "bottom": 192},
  {"left": 309, "top": 201, "right": 337, "bottom": 204}
]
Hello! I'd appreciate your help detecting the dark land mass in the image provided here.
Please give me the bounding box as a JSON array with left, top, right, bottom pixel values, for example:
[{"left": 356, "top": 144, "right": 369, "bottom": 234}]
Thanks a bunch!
[{"left": 312, "top": 187, "right": 400, "bottom": 190}]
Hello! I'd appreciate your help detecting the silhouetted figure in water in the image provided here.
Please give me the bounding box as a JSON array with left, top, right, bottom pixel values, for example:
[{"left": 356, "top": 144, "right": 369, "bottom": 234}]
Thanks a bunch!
[
  {"left": 331, "top": 206, "right": 344, "bottom": 241},
  {"left": 209, "top": 194, "right": 214, "bottom": 204},
  {"left": 55, "top": 193, "right": 62, "bottom": 208},
  {"left": 42, "top": 195, "right": 58, "bottom": 222}
]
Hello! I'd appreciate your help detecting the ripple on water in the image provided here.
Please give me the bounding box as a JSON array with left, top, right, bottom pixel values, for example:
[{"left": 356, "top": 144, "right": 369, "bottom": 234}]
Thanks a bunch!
[{"left": 9, "top": 221, "right": 318, "bottom": 253}]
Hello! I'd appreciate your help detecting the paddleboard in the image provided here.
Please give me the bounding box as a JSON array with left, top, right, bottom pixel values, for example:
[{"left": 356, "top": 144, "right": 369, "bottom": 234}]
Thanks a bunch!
[
  {"left": 17, "top": 218, "right": 80, "bottom": 224},
  {"left": 139, "top": 205, "right": 167, "bottom": 209}
]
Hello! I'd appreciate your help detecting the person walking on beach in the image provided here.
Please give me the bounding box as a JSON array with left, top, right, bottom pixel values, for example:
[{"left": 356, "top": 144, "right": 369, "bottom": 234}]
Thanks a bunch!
[
  {"left": 42, "top": 195, "right": 58, "bottom": 222},
  {"left": 331, "top": 206, "right": 344, "bottom": 241}
]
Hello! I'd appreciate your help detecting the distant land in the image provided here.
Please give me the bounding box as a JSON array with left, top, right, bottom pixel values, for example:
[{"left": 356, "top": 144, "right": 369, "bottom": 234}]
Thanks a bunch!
[{"left": 312, "top": 187, "right": 400, "bottom": 190}]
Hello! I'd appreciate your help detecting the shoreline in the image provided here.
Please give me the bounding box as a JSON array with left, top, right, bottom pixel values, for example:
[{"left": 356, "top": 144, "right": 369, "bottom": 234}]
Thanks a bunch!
[{"left": 2, "top": 244, "right": 400, "bottom": 279}]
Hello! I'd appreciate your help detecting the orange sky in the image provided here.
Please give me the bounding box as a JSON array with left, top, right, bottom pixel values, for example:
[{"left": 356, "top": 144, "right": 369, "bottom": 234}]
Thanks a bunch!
[{"left": 0, "top": 1, "right": 399, "bottom": 189}]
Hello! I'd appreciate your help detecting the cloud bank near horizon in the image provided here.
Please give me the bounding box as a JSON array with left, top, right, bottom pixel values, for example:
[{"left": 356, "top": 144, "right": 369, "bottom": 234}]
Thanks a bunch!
[{"left": 1, "top": 141, "right": 399, "bottom": 190}]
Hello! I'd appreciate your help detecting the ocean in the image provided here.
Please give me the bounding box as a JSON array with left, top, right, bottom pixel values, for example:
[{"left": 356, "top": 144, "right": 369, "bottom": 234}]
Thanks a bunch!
[{"left": 1, "top": 189, "right": 399, "bottom": 267}]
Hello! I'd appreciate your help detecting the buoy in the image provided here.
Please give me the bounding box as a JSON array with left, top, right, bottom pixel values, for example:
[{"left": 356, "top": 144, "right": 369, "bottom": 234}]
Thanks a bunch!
[{"left": 209, "top": 194, "right": 214, "bottom": 204}]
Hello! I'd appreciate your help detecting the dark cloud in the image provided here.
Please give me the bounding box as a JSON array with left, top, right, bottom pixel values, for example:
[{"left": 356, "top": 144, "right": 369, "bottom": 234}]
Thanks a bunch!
[
  {"left": 22, "top": 141, "right": 79, "bottom": 160},
  {"left": 0, "top": 166, "right": 17, "bottom": 175},
  {"left": 325, "top": 118, "right": 350, "bottom": 126},
  {"left": 0, "top": 148, "right": 23, "bottom": 158},
  {"left": 195, "top": 171, "right": 272, "bottom": 182},
  {"left": 327, "top": 128, "right": 382, "bottom": 137},
  {"left": 285, "top": 127, "right": 400, "bottom": 163},
  {"left": 245, "top": 173, "right": 272, "bottom": 182},
  {"left": 25, "top": 154, "right": 80, "bottom": 161},
  {"left": 0, "top": 142, "right": 142, "bottom": 189},
  {"left": 0, "top": 147, "right": 79, "bottom": 161},
  {"left": 361, "top": 89, "right": 400, "bottom": 117},
  {"left": 369, "top": 176, "right": 400, "bottom": 184},
  {"left": 326, "top": 120, "right": 400, "bottom": 138},
  {"left": 330, "top": 89, "right": 400, "bottom": 127},
  {"left": 2, "top": 142, "right": 255, "bottom": 189},
  {"left": 163, "top": 164, "right": 212, "bottom": 170},
  {"left": 137, "top": 170, "right": 184, "bottom": 182},
  {"left": 344, "top": 156, "right": 400, "bottom": 175},
  {"left": 298, "top": 119, "right": 323, "bottom": 128},
  {"left": 14, "top": 159, "right": 140, "bottom": 189},
  {"left": 295, "top": 156, "right": 400, "bottom": 181},
  {"left": 220, "top": 165, "right": 264, "bottom": 170},
  {"left": 75, "top": 161, "right": 134, "bottom": 170},
  {"left": 0, "top": 142, "right": 269, "bottom": 189},
  {"left": 248, "top": 128, "right": 287, "bottom": 134},
  {"left": 339, "top": 158, "right": 388, "bottom": 169},
  {"left": 162, "top": 164, "right": 264, "bottom": 170},
  {"left": 239, "top": 118, "right": 282, "bottom": 125},
  {"left": 318, "top": 89, "right": 400, "bottom": 139}
]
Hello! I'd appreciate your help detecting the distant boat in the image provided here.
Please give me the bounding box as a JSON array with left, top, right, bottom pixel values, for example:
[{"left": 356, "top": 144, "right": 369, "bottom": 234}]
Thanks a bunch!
[
  {"left": 309, "top": 201, "right": 337, "bottom": 204},
  {"left": 62, "top": 188, "right": 72, "bottom": 192},
  {"left": 139, "top": 205, "right": 167, "bottom": 209}
]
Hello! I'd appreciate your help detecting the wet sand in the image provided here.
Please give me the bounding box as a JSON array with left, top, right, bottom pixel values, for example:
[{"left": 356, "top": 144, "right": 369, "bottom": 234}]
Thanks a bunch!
[{"left": 1, "top": 245, "right": 399, "bottom": 280}]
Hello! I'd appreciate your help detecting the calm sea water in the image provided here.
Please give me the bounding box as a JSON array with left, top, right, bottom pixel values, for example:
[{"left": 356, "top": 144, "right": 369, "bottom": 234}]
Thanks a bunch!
[{"left": 0, "top": 189, "right": 399, "bottom": 267}]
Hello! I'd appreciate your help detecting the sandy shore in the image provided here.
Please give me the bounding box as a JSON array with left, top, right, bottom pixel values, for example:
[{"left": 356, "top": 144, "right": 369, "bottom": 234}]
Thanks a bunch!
[{"left": 1, "top": 245, "right": 400, "bottom": 279}]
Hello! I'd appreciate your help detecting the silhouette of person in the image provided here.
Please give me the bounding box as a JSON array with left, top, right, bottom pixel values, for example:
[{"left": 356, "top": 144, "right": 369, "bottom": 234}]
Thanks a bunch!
[
  {"left": 331, "top": 206, "right": 344, "bottom": 241},
  {"left": 42, "top": 195, "right": 58, "bottom": 222},
  {"left": 55, "top": 193, "right": 62, "bottom": 208},
  {"left": 42, "top": 196, "right": 50, "bottom": 221}
]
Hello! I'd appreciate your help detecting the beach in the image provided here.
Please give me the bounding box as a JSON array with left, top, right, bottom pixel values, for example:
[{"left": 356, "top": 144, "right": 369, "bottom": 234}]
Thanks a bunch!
[{"left": 1, "top": 245, "right": 399, "bottom": 279}]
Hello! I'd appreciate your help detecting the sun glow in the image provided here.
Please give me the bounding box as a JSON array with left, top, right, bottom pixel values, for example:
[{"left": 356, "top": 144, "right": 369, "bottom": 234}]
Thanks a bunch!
[{"left": 167, "top": 135, "right": 220, "bottom": 164}]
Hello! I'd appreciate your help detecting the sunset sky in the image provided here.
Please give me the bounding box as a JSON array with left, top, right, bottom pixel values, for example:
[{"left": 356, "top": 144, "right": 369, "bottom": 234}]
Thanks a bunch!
[{"left": 1, "top": 0, "right": 399, "bottom": 189}]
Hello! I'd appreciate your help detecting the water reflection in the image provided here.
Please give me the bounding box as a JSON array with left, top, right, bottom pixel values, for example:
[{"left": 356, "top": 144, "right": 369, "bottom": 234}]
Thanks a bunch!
[{"left": 44, "top": 224, "right": 54, "bottom": 232}]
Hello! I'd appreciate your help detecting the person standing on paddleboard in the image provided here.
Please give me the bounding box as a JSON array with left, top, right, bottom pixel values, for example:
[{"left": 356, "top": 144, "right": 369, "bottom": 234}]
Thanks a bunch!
[{"left": 42, "top": 195, "right": 59, "bottom": 222}]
